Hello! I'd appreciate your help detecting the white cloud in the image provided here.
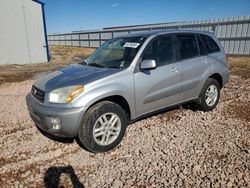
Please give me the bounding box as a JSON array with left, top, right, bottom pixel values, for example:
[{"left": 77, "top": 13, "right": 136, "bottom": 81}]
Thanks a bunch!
[{"left": 112, "top": 3, "right": 118, "bottom": 8}]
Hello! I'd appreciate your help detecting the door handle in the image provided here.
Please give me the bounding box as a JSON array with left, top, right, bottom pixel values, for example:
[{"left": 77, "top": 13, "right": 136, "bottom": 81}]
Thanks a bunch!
[
  {"left": 170, "top": 67, "right": 178, "bottom": 72},
  {"left": 201, "top": 59, "right": 208, "bottom": 64}
]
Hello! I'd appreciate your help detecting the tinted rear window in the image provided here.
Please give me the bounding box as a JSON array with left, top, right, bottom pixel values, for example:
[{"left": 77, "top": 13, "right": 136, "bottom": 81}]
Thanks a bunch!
[
  {"left": 197, "top": 35, "right": 208, "bottom": 56},
  {"left": 176, "top": 34, "right": 199, "bottom": 60},
  {"left": 200, "top": 34, "right": 220, "bottom": 53}
]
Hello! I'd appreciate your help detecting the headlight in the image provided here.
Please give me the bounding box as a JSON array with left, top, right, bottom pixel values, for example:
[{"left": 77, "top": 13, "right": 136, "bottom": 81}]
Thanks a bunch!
[{"left": 49, "top": 85, "right": 84, "bottom": 103}]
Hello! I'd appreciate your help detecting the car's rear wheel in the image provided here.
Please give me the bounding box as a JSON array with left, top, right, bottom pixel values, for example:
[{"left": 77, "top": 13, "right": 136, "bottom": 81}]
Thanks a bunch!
[
  {"left": 78, "top": 101, "right": 127, "bottom": 153},
  {"left": 195, "top": 78, "right": 220, "bottom": 111}
]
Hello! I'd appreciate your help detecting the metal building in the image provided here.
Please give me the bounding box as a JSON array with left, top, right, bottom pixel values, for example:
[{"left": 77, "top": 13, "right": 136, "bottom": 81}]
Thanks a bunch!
[
  {"left": 0, "top": 0, "right": 49, "bottom": 64},
  {"left": 48, "top": 16, "right": 250, "bottom": 55}
]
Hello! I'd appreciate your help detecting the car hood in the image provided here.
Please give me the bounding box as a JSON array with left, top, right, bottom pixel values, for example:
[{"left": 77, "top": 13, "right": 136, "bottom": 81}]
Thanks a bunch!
[{"left": 34, "top": 64, "right": 121, "bottom": 92}]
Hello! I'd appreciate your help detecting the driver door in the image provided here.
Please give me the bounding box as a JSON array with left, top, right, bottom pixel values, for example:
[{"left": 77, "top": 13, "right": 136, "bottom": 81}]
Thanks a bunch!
[{"left": 134, "top": 35, "right": 182, "bottom": 116}]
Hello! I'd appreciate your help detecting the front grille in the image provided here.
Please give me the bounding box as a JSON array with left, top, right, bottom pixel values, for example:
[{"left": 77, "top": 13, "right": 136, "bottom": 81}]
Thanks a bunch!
[{"left": 31, "top": 85, "right": 45, "bottom": 103}]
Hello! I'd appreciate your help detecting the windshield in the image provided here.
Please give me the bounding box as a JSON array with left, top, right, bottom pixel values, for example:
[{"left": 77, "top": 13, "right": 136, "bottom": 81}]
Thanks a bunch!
[{"left": 86, "top": 37, "right": 146, "bottom": 69}]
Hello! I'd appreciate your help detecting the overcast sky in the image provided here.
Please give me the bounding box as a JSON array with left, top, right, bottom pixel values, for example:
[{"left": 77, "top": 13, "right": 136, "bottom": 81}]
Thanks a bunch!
[{"left": 43, "top": 0, "right": 250, "bottom": 34}]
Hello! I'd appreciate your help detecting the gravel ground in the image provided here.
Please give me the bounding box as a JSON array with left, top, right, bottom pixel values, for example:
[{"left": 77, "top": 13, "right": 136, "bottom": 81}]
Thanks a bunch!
[{"left": 0, "top": 74, "right": 249, "bottom": 187}]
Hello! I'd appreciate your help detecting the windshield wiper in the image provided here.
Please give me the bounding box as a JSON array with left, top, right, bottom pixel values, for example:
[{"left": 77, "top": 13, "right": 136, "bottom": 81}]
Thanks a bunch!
[
  {"left": 79, "top": 60, "right": 87, "bottom": 65},
  {"left": 107, "top": 66, "right": 121, "bottom": 69},
  {"left": 88, "top": 62, "right": 105, "bottom": 68}
]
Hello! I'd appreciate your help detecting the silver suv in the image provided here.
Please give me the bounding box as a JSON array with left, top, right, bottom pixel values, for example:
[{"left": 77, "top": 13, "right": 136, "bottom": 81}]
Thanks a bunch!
[{"left": 26, "top": 30, "right": 230, "bottom": 153}]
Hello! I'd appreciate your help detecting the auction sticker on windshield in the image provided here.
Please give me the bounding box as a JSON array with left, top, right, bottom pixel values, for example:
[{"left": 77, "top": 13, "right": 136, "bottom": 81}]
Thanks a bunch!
[{"left": 123, "top": 42, "right": 140, "bottom": 48}]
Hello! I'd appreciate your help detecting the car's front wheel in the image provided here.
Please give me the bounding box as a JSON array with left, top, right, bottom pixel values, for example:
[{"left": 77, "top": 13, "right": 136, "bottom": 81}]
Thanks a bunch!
[
  {"left": 78, "top": 101, "right": 127, "bottom": 153},
  {"left": 195, "top": 78, "right": 220, "bottom": 111}
]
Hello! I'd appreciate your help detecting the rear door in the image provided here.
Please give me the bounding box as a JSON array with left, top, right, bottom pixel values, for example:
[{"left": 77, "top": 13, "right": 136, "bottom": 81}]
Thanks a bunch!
[
  {"left": 199, "top": 33, "right": 225, "bottom": 69},
  {"left": 134, "top": 35, "right": 181, "bottom": 116},
  {"left": 176, "top": 33, "right": 212, "bottom": 101}
]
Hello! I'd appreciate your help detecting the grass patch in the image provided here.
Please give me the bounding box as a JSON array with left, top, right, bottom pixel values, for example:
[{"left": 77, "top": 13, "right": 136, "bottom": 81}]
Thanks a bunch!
[
  {"left": 0, "top": 46, "right": 95, "bottom": 85},
  {"left": 49, "top": 46, "right": 95, "bottom": 63},
  {"left": 0, "top": 47, "right": 249, "bottom": 85},
  {"left": 228, "top": 56, "right": 250, "bottom": 78}
]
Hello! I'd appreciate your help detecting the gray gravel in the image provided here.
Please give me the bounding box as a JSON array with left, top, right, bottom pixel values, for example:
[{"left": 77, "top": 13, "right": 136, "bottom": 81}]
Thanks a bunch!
[{"left": 0, "top": 74, "right": 249, "bottom": 187}]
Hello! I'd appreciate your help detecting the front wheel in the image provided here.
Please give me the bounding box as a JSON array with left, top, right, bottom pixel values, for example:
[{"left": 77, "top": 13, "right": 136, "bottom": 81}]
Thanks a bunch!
[
  {"left": 195, "top": 78, "right": 220, "bottom": 111},
  {"left": 78, "top": 101, "right": 127, "bottom": 153}
]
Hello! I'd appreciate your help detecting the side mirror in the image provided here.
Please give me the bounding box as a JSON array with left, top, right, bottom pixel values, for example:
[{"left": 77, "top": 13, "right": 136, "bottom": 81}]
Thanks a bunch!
[{"left": 140, "top": 59, "right": 156, "bottom": 70}]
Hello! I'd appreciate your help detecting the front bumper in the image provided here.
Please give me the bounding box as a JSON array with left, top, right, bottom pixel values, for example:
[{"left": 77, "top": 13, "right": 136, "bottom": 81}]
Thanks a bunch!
[{"left": 26, "top": 93, "right": 88, "bottom": 137}]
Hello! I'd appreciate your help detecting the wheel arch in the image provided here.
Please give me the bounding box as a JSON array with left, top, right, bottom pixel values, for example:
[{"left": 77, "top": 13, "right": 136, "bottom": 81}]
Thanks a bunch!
[
  {"left": 208, "top": 73, "right": 223, "bottom": 88},
  {"left": 86, "top": 95, "right": 131, "bottom": 121},
  {"left": 196, "top": 72, "right": 223, "bottom": 99}
]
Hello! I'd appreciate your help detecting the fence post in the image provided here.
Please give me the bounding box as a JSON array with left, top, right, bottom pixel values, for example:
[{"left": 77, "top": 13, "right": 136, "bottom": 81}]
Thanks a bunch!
[
  {"left": 242, "top": 22, "right": 249, "bottom": 55},
  {"left": 71, "top": 34, "right": 72, "bottom": 47},
  {"left": 99, "top": 32, "right": 101, "bottom": 47},
  {"left": 79, "top": 33, "right": 80, "bottom": 47},
  {"left": 88, "top": 33, "right": 90, "bottom": 47},
  {"left": 212, "top": 24, "right": 216, "bottom": 33}
]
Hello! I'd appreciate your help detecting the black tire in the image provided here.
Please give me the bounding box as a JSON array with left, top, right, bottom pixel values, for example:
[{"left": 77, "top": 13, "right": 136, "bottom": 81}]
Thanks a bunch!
[
  {"left": 78, "top": 101, "right": 128, "bottom": 153},
  {"left": 195, "top": 78, "right": 220, "bottom": 111}
]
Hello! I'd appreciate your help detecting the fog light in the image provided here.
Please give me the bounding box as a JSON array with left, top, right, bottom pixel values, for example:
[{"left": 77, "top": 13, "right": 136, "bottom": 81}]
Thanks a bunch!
[
  {"left": 51, "top": 118, "right": 61, "bottom": 130},
  {"left": 51, "top": 118, "right": 60, "bottom": 124},
  {"left": 52, "top": 124, "right": 61, "bottom": 130}
]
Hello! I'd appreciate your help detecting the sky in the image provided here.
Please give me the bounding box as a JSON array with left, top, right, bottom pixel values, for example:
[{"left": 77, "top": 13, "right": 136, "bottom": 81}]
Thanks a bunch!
[{"left": 43, "top": 0, "right": 250, "bottom": 34}]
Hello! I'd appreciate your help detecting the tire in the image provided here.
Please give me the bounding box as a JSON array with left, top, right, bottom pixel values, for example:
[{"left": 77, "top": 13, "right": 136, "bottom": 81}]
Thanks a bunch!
[
  {"left": 78, "top": 101, "right": 128, "bottom": 153},
  {"left": 195, "top": 78, "right": 220, "bottom": 111}
]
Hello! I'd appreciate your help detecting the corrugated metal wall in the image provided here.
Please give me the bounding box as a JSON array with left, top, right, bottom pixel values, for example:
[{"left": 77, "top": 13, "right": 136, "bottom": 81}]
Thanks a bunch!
[
  {"left": 48, "top": 16, "right": 250, "bottom": 55},
  {"left": 0, "top": 0, "right": 48, "bottom": 64}
]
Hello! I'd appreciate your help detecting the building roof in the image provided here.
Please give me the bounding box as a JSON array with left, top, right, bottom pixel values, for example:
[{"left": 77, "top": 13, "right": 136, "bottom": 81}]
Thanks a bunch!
[{"left": 32, "top": 0, "right": 45, "bottom": 6}]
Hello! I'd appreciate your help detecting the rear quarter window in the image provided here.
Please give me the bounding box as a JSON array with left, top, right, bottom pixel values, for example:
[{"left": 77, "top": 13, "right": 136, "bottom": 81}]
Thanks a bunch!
[
  {"left": 200, "top": 34, "right": 221, "bottom": 54},
  {"left": 197, "top": 35, "right": 208, "bottom": 56}
]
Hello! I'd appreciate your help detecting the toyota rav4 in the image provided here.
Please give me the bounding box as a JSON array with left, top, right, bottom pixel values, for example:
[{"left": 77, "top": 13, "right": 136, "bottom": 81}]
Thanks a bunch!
[{"left": 26, "top": 30, "right": 230, "bottom": 153}]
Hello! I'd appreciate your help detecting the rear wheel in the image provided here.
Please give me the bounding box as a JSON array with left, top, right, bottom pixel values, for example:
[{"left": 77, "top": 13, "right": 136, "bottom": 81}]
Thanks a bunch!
[
  {"left": 78, "top": 101, "right": 127, "bottom": 153},
  {"left": 195, "top": 78, "right": 220, "bottom": 111}
]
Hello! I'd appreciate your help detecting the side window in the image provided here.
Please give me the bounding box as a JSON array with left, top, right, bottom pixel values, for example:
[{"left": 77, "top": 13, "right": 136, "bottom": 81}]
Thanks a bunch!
[
  {"left": 142, "top": 35, "right": 175, "bottom": 66},
  {"left": 200, "top": 34, "right": 220, "bottom": 53},
  {"left": 197, "top": 34, "right": 208, "bottom": 56},
  {"left": 176, "top": 34, "right": 199, "bottom": 60}
]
